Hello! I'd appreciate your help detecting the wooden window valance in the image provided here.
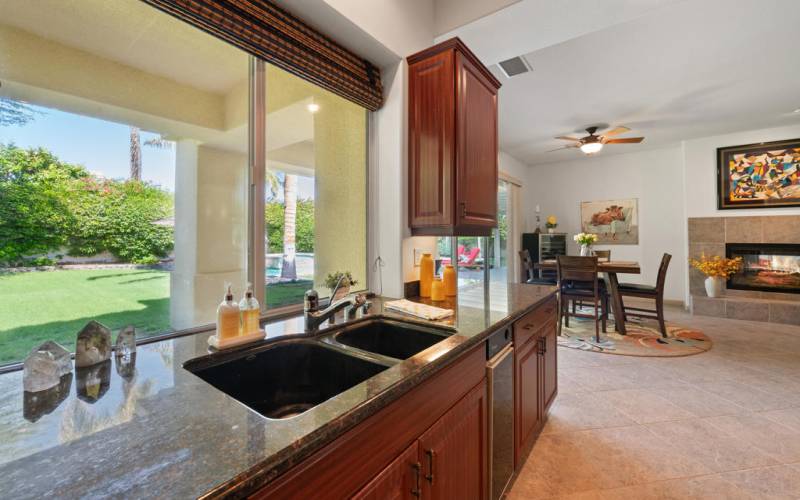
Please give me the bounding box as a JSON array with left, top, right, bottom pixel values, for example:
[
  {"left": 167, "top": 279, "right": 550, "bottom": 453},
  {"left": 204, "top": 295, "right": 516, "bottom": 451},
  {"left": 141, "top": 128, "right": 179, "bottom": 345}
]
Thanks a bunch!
[{"left": 140, "top": 0, "right": 383, "bottom": 110}]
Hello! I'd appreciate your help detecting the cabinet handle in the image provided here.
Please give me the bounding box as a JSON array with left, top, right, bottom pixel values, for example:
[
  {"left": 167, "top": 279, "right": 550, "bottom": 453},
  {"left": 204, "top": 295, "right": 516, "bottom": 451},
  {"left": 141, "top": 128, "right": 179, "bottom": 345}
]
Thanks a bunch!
[
  {"left": 460, "top": 202, "right": 467, "bottom": 218},
  {"left": 411, "top": 462, "right": 421, "bottom": 497},
  {"left": 538, "top": 337, "right": 546, "bottom": 356},
  {"left": 522, "top": 323, "right": 534, "bottom": 330},
  {"left": 425, "top": 449, "right": 436, "bottom": 484}
]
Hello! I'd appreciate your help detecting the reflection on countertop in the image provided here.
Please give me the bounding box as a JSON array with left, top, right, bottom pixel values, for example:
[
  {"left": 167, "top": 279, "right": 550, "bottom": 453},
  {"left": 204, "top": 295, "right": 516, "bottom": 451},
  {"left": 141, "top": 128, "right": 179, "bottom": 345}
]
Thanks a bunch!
[{"left": 0, "top": 284, "right": 556, "bottom": 499}]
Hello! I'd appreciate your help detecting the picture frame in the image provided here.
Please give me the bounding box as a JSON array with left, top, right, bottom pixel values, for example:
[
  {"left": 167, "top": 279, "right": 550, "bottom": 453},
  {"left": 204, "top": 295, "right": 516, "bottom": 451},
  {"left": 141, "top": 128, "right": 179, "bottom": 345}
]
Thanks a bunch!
[
  {"left": 717, "top": 138, "right": 800, "bottom": 210},
  {"left": 579, "top": 198, "right": 639, "bottom": 245}
]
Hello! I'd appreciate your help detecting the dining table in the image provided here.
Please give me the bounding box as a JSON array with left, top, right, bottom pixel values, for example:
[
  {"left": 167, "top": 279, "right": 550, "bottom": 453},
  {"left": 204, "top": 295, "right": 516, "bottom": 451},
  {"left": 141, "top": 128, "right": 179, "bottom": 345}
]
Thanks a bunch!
[{"left": 535, "top": 259, "right": 641, "bottom": 334}]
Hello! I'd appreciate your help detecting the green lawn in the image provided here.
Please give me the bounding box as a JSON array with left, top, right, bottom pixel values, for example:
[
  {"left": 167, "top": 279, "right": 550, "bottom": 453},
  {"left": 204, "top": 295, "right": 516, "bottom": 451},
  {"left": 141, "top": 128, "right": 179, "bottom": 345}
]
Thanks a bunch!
[
  {"left": 0, "top": 269, "right": 170, "bottom": 364},
  {"left": 0, "top": 269, "right": 313, "bottom": 365}
]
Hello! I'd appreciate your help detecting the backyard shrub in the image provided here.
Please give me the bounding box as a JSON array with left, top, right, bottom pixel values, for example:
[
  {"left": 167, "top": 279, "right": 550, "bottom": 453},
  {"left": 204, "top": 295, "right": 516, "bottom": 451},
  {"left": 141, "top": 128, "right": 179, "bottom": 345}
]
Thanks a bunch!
[
  {"left": 66, "top": 178, "right": 173, "bottom": 264},
  {"left": 0, "top": 145, "right": 80, "bottom": 264},
  {"left": 0, "top": 143, "right": 174, "bottom": 265},
  {"left": 265, "top": 199, "right": 314, "bottom": 253}
]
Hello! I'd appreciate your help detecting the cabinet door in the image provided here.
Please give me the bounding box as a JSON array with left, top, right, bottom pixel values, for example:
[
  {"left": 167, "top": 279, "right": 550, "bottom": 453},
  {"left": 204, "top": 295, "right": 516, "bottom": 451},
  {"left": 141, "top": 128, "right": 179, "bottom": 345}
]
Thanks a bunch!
[
  {"left": 514, "top": 336, "right": 541, "bottom": 466},
  {"left": 455, "top": 51, "right": 498, "bottom": 228},
  {"left": 353, "top": 441, "right": 421, "bottom": 500},
  {"left": 541, "top": 321, "right": 558, "bottom": 413},
  {"left": 408, "top": 50, "right": 455, "bottom": 229},
  {"left": 419, "top": 379, "right": 488, "bottom": 500}
]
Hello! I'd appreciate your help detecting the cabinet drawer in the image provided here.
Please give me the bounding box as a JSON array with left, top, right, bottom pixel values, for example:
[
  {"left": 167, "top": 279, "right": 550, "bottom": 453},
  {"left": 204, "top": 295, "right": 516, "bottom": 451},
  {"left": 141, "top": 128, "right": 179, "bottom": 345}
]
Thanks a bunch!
[{"left": 513, "top": 296, "right": 556, "bottom": 347}]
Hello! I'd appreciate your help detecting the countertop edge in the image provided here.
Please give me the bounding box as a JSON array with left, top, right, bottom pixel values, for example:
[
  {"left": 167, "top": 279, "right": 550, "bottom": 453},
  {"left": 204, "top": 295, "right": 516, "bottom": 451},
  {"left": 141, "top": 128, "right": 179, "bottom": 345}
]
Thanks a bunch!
[{"left": 207, "top": 288, "right": 557, "bottom": 498}]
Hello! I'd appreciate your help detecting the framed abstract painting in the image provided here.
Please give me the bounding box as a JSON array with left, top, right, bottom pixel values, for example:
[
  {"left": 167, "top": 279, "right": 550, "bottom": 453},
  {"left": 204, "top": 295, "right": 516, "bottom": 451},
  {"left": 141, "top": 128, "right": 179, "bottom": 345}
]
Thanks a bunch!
[{"left": 717, "top": 139, "right": 800, "bottom": 209}]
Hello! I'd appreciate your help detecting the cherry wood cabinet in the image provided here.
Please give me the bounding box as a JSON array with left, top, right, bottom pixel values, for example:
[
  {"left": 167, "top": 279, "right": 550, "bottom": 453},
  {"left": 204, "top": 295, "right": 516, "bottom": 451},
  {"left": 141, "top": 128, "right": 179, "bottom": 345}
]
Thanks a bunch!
[
  {"left": 514, "top": 330, "right": 542, "bottom": 466},
  {"left": 352, "top": 441, "right": 420, "bottom": 500},
  {"left": 407, "top": 38, "right": 501, "bottom": 236},
  {"left": 418, "top": 380, "right": 487, "bottom": 499},
  {"left": 513, "top": 297, "right": 558, "bottom": 467}
]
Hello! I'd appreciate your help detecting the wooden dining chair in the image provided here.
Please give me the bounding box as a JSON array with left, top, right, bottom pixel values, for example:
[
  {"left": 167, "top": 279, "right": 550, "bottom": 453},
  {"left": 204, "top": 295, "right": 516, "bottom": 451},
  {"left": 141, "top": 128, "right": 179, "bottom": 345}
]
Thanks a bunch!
[
  {"left": 593, "top": 249, "right": 611, "bottom": 260},
  {"left": 617, "top": 253, "right": 672, "bottom": 337},
  {"left": 519, "top": 249, "right": 556, "bottom": 285},
  {"left": 557, "top": 256, "right": 607, "bottom": 342},
  {"left": 573, "top": 249, "right": 611, "bottom": 313}
]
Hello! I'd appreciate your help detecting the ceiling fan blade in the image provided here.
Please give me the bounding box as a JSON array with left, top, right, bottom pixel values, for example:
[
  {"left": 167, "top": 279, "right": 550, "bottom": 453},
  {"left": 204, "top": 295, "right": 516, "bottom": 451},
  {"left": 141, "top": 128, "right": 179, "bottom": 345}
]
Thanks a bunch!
[
  {"left": 554, "top": 135, "right": 582, "bottom": 142},
  {"left": 604, "top": 137, "right": 644, "bottom": 144},
  {"left": 546, "top": 145, "right": 579, "bottom": 152},
  {"left": 601, "top": 126, "right": 631, "bottom": 137}
]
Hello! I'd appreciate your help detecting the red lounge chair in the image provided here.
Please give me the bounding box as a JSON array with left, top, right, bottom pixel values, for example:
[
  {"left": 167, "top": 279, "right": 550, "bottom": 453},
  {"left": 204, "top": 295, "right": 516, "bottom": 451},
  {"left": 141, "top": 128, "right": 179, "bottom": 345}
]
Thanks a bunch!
[{"left": 459, "top": 247, "right": 481, "bottom": 268}]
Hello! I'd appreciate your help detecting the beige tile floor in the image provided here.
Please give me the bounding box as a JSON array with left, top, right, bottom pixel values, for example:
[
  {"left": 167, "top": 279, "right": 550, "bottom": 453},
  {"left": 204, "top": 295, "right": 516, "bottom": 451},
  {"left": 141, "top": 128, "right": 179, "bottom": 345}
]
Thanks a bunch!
[{"left": 508, "top": 305, "right": 800, "bottom": 499}]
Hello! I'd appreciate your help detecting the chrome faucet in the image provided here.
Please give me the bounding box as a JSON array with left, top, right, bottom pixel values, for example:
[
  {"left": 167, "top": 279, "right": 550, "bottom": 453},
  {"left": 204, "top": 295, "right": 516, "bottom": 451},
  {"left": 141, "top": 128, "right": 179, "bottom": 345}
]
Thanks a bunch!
[{"left": 304, "top": 276, "right": 368, "bottom": 332}]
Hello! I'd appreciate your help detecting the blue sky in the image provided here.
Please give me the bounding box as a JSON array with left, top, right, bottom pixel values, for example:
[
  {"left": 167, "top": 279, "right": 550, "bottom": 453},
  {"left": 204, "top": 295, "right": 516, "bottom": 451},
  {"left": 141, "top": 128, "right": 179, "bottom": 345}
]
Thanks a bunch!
[
  {"left": 0, "top": 105, "right": 177, "bottom": 191},
  {"left": 0, "top": 103, "right": 315, "bottom": 199}
]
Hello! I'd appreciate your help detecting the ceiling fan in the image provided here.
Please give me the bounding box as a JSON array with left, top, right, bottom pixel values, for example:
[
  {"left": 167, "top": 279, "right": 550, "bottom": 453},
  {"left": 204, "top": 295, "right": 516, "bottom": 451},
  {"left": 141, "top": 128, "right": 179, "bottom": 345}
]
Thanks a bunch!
[{"left": 549, "top": 126, "right": 644, "bottom": 155}]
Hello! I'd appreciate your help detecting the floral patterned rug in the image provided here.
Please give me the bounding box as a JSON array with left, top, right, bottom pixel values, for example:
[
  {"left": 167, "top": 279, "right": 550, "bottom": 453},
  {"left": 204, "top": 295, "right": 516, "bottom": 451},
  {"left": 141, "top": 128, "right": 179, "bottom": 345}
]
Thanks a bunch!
[{"left": 558, "top": 312, "right": 711, "bottom": 357}]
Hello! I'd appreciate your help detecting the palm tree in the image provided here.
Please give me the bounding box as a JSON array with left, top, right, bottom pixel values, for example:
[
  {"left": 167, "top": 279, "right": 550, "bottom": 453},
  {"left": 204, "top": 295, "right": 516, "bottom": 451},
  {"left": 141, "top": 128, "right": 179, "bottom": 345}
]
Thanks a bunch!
[
  {"left": 280, "top": 173, "right": 298, "bottom": 280},
  {"left": 0, "top": 97, "right": 42, "bottom": 126},
  {"left": 129, "top": 127, "right": 172, "bottom": 181}
]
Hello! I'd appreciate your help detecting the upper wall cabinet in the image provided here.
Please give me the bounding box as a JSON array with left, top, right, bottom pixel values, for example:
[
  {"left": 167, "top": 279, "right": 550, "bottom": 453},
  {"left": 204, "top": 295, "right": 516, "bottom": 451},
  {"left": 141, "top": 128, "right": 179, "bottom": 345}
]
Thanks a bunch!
[{"left": 408, "top": 38, "right": 501, "bottom": 236}]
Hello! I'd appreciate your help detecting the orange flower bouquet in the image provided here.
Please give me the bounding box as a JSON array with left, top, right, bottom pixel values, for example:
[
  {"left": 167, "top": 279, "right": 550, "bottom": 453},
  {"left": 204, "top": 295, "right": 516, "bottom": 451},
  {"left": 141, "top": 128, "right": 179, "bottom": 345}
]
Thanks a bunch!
[{"left": 689, "top": 254, "right": 742, "bottom": 297}]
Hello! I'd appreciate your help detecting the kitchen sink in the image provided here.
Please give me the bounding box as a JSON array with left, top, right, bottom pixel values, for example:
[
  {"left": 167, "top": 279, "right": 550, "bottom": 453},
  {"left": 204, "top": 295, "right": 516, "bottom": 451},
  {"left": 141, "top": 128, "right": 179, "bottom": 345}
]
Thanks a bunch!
[
  {"left": 184, "top": 341, "right": 391, "bottom": 419},
  {"left": 329, "top": 319, "right": 453, "bottom": 360}
]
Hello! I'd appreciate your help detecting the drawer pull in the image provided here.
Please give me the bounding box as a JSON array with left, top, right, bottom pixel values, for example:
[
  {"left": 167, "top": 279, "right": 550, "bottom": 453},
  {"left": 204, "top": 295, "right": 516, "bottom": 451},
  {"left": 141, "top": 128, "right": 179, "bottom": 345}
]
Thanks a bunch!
[
  {"left": 411, "top": 462, "right": 421, "bottom": 497},
  {"left": 425, "top": 449, "right": 436, "bottom": 484},
  {"left": 522, "top": 323, "right": 534, "bottom": 330}
]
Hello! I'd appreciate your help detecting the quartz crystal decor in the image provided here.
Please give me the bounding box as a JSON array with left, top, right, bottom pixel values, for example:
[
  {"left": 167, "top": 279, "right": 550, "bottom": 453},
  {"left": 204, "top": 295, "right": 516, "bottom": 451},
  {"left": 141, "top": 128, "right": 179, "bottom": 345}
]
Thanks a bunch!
[
  {"left": 115, "top": 353, "right": 136, "bottom": 381},
  {"left": 115, "top": 325, "right": 136, "bottom": 358},
  {"left": 75, "top": 320, "right": 112, "bottom": 368},
  {"left": 23, "top": 373, "right": 72, "bottom": 422},
  {"left": 76, "top": 359, "right": 111, "bottom": 403},
  {"left": 23, "top": 341, "right": 73, "bottom": 392}
]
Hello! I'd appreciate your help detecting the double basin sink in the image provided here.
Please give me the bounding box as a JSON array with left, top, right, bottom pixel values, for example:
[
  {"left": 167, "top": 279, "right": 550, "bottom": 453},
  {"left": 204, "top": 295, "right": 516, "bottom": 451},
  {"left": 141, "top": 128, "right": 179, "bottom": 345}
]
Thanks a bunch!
[{"left": 184, "top": 318, "right": 453, "bottom": 419}]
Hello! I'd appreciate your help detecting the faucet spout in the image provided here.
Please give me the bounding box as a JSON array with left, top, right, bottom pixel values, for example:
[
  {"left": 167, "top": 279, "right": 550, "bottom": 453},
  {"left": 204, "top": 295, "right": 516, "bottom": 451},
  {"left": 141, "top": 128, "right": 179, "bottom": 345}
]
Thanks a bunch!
[{"left": 304, "top": 292, "right": 366, "bottom": 332}]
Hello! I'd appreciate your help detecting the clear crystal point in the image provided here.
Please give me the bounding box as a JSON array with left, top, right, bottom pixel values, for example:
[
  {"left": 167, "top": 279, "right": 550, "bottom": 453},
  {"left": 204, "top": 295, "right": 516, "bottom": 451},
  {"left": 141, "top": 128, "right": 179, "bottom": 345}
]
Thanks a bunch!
[{"left": 23, "top": 341, "right": 72, "bottom": 392}]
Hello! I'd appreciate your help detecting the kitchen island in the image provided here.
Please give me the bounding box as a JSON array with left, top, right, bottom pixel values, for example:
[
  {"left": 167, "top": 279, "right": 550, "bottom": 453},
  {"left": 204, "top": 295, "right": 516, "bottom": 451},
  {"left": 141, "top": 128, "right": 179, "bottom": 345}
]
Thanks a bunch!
[{"left": 0, "top": 284, "right": 556, "bottom": 498}]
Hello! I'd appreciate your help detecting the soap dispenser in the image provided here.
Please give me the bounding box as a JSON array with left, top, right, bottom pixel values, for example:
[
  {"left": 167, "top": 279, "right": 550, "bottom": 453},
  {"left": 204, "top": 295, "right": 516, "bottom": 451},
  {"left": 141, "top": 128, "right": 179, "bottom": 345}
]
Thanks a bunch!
[
  {"left": 216, "top": 284, "right": 240, "bottom": 340},
  {"left": 239, "top": 283, "right": 260, "bottom": 336}
]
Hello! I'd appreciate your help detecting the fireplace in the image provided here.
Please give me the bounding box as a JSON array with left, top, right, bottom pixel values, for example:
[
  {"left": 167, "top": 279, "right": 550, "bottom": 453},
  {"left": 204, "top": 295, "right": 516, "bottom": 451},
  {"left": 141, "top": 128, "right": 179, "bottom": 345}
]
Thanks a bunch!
[{"left": 726, "top": 243, "right": 800, "bottom": 294}]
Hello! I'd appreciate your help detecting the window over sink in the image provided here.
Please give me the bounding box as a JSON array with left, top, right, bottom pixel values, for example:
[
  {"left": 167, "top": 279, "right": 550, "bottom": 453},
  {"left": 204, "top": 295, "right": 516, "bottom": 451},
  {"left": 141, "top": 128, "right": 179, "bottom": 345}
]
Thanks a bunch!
[{"left": 0, "top": 0, "right": 368, "bottom": 367}]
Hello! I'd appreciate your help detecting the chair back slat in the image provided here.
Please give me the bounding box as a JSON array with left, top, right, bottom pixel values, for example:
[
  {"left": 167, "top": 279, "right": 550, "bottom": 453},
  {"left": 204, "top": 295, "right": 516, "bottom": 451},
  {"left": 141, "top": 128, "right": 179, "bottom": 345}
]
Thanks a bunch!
[
  {"left": 656, "top": 253, "right": 672, "bottom": 292},
  {"left": 556, "top": 256, "right": 598, "bottom": 283},
  {"left": 593, "top": 249, "right": 611, "bottom": 260},
  {"left": 519, "top": 249, "right": 534, "bottom": 281}
]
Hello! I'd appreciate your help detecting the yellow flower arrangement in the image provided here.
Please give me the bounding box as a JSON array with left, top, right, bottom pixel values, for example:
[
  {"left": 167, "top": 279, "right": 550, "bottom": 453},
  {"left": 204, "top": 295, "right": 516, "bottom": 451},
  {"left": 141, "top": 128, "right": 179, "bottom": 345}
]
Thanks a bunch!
[
  {"left": 689, "top": 254, "right": 742, "bottom": 278},
  {"left": 545, "top": 215, "right": 557, "bottom": 228}
]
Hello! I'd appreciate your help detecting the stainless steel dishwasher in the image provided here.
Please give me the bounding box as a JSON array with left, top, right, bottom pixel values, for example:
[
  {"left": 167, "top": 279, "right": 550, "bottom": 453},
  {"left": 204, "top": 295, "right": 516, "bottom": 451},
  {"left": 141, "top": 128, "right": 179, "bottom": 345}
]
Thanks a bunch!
[{"left": 487, "top": 327, "right": 514, "bottom": 500}]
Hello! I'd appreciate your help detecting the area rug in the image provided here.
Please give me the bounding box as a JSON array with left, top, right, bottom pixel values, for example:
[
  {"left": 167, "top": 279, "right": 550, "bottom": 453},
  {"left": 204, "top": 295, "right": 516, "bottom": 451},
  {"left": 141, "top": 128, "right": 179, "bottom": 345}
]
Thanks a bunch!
[{"left": 558, "top": 312, "right": 712, "bottom": 357}]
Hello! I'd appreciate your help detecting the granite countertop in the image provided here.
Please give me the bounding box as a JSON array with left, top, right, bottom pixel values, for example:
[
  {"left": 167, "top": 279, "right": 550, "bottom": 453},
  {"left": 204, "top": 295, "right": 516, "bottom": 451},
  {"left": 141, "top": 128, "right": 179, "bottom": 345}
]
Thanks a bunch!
[{"left": 0, "top": 284, "right": 555, "bottom": 499}]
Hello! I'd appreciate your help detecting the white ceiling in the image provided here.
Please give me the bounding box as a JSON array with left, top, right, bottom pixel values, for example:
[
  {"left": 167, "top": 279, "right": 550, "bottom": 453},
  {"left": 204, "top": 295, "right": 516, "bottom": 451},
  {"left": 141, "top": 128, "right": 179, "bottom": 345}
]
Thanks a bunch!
[{"left": 443, "top": 0, "right": 800, "bottom": 165}]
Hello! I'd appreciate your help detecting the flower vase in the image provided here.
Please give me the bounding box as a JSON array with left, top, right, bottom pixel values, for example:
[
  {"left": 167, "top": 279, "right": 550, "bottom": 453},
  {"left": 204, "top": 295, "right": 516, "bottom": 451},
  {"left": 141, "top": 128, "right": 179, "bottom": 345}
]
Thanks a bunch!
[
  {"left": 580, "top": 245, "right": 590, "bottom": 256},
  {"left": 704, "top": 276, "right": 724, "bottom": 298}
]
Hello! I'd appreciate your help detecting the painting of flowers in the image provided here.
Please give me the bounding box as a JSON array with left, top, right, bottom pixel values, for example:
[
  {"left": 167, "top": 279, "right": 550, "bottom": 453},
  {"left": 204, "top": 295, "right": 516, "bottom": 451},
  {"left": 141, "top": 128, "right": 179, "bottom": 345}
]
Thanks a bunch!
[
  {"left": 717, "top": 138, "right": 800, "bottom": 209},
  {"left": 580, "top": 198, "right": 638, "bottom": 245}
]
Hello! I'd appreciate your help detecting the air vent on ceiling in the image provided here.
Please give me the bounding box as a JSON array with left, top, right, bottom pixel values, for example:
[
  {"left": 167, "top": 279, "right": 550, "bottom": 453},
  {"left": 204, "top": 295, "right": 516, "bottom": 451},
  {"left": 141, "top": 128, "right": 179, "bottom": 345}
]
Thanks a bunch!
[{"left": 497, "top": 56, "right": 531, "bottom": 78}]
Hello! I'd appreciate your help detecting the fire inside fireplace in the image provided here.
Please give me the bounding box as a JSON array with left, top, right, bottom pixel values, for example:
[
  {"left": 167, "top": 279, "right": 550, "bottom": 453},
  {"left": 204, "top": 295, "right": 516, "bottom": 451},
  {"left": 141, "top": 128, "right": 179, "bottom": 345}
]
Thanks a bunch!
[{"left": 726, "top": 243, "right": 800, "bottom": 293}]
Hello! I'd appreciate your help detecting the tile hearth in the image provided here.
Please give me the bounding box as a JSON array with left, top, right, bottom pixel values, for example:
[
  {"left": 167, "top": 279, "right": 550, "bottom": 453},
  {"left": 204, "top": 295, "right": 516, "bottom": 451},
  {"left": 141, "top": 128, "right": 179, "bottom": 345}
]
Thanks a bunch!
[{"left": 688, "top": 216, "right": 800, "bottom": 326}]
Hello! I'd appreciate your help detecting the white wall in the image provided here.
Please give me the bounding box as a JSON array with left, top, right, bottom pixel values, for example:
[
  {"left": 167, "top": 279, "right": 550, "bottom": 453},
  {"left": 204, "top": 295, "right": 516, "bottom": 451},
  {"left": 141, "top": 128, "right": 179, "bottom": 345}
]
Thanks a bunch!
[
  {"left": 683, "top": 123, "right": 800, "bottom": 218},
  {"left": 526, "top": 146, "right": 687, "bottom": 301}
]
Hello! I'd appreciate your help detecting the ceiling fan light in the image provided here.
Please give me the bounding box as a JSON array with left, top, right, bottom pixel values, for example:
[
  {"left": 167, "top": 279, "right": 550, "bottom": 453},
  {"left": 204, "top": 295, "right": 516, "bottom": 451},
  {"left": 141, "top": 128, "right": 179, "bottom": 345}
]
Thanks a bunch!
[{"left": 580, "top": 142, "right": 603, "bottom": 154}]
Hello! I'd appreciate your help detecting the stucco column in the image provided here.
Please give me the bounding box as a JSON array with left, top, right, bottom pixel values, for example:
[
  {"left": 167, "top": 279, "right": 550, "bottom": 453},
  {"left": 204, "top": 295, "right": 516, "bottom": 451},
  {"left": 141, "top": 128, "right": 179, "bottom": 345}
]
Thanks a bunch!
[
  {"left": 171, "top": 140, "right": 248, "bottom": 330},
  {"left": 312, "top": 96, "right": 368, "bottom": 297}
]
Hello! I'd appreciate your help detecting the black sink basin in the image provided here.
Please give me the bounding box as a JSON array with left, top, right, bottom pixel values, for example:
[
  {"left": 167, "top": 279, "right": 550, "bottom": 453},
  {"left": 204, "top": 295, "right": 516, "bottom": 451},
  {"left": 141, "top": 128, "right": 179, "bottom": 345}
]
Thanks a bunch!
[
  {"left": 184, "top": 341, "right": 390, "bottom": 419},
  {"left": 330, "top": 319, "right": 452, "bottom": 360}
]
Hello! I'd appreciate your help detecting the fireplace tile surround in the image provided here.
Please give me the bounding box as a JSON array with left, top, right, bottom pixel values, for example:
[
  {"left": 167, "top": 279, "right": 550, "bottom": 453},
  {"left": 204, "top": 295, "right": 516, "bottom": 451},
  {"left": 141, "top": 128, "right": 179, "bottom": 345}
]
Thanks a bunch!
[{"left": 688, "top": 215, "right": 800, "bottom": 325}]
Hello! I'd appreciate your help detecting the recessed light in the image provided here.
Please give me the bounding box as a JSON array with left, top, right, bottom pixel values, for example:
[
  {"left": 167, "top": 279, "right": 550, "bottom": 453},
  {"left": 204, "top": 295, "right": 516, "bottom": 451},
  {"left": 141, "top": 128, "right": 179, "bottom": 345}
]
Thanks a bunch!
[{"left": 306, "top": 103, "right": 320, "bottom": 114}]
